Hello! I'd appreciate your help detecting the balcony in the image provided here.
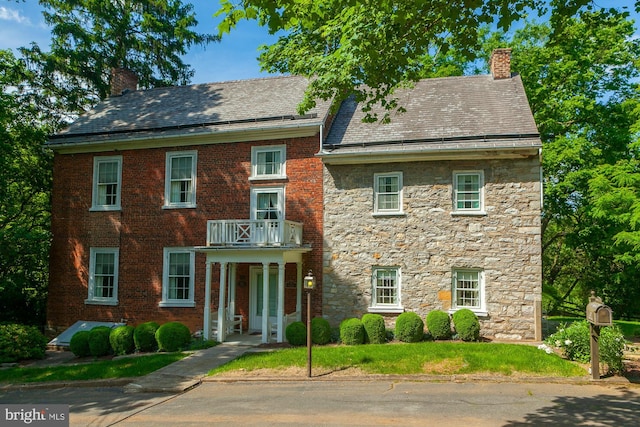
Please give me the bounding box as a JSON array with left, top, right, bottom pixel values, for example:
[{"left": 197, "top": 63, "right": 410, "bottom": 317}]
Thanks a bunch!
[{"left": 206, "top": 219, "right": 303, "bottom": 247}]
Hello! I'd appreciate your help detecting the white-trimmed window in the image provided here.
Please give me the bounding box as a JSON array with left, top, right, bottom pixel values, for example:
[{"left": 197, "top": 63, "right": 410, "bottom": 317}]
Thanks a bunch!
[
  {"left": 369, "top": 267, "right": 403, "bottom": 312},
  {"left": 374, "top": 172, "right": 403, "bottom": 215},
  {"left": 251, "top": 145, "right": 286, "bottom": 179},
  {"left": 250, "top": 187, "right": 284, "bottom": 220},
  {"left": 86, "top": 248, "right": 119, "bottom": 305},
  {"left": 453, "top": 171, "right": 484, "bottom": 214},
  {"left": 160, "top": 248, "right": 195, "bottom": 307},
  {"left": 165, "top": 151, "right": 197, "bottom": 208},
  {"left": 452, "top": 269, "right": 486, "bottom": 315},
  {"left": 91, "top": 156, "right": 122, "bottom": 210}
]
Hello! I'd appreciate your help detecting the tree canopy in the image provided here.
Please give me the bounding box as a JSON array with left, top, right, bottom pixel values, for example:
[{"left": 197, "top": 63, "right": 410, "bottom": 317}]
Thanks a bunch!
[{"left": 215, "top": 0, "right": 638, "bottom": 122}]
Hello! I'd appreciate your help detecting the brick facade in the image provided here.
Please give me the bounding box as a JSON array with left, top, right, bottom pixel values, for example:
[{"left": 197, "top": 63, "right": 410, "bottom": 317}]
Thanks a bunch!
[
  {"left": 322, "top": 156, "right": 542, "bottom": 340},
  {"left": 47, "top": 135, "right": 324, "bottom": 335}
]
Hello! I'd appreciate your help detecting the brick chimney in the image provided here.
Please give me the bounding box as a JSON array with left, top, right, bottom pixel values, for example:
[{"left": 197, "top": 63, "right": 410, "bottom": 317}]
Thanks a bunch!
[
  {"left": 110, "top": 67, "right": 138, "bottom": 96},
  {"left": 490, "top": 48, "right": 512, "bottom": 80}
]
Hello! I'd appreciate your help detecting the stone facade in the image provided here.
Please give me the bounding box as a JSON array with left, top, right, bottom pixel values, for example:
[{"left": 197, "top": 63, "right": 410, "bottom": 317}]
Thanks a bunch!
[{"left": 322, "top": 155, "right": 542, "bottom": 340}]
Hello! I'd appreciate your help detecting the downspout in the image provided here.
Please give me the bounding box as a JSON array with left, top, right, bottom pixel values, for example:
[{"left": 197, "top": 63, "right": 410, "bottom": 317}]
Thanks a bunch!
[{"left": 319, "top": 124, "right": 324, "bottom": 154}]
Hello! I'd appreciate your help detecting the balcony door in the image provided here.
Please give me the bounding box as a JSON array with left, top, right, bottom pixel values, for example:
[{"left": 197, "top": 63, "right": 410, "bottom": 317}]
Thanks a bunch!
[
  {"left": 249, "top": 267, "right": 278, "bottom": 331},
  {"left": 250, "top": 187, "right": 284, "bottom": 244}
]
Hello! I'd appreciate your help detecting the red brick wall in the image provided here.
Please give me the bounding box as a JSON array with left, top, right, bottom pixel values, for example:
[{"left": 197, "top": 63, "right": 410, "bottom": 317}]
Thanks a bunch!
[{"left": 47, "top": 135, "right": 324, "bottom": 334}]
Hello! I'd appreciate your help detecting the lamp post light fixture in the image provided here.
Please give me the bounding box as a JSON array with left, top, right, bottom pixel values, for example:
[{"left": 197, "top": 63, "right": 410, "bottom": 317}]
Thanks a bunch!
[{"left": 303, "top": 270, "right": 315, "bottom": 378}]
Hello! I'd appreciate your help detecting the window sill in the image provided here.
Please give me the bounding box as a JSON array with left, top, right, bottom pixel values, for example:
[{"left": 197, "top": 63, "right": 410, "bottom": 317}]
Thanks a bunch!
[
  {"left": 249, "top": 176, "right": 288, "bottom": 182},
  {"left": 448, "top": 308, "right": 488, "bottom": 318},
  {"left": 163, "top": 204, "right": 197, "bottom": 210},
  {"left": 89, "top": 206, "right": 121, "bottom": 212},
  {"left": 368, "top": 306, "right": 404, "bottom": 314},
  {"left": 85, "top": 299, "right": 118, "bottom": 306},
  {"left": 159, "top": 301, "right": 196, "bottom": 308},
  {"left": 450, "top": 211, "right": 487, "bottom": 217},
  {"left": 372, "top": 212, "right": 406, "bottom": 218}
]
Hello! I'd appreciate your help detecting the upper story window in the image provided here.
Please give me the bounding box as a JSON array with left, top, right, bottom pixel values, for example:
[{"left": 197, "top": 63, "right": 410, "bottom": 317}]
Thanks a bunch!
[
  {"left": 452, "top": 171, "right": 485, "bottom": 215},
  {"left": 160, "top": 248, "right": 195, "bottom": 307},
  {"left": 92, "top": 156, "right": 122, "bottom": 211},
  {"left": 251, "top": 187, "right": 284, "bottom": 220},
  {"left": 165, "top": 151, "right": 197, "bottom": 208},
  {"left": 451, "top": 268, "right": 486, "bottom": 316},
  {"left": 86, "top": 248, "right": 119, "bottom": 305},
  {"left": 369, "top": 266, "right": 403, "bottom": 313},
  {"left": 251, "top": 145, "right": 286, "bottom": 180},
  {"left": 374, "top": 172, "right": 403, "bottom": 215}
]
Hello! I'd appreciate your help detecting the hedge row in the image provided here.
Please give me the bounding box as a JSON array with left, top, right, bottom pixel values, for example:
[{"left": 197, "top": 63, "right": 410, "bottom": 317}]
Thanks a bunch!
[
  {"left": 333, "top": 309, "right": 481, "bottom": 346},
  {"left": 0, "top": 324, "right": 48, "bottom": 363},
  {"left": 69, "top": 321, "right": 194, "bottom": 357}
]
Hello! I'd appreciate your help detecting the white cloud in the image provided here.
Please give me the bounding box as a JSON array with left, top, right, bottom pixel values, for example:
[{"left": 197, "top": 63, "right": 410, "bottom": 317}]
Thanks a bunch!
[{"left": 0, "top": 6, "right": 31, "bottom": 25}]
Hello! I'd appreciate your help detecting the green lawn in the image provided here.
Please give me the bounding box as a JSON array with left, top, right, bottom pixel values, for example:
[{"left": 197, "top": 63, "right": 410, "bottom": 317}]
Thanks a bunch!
[
  {"left": 0, "top": 353, "right": 186, "bottom": 384},
  {"left": 209, "top": 342, "right": 586, "bottom": 377}
]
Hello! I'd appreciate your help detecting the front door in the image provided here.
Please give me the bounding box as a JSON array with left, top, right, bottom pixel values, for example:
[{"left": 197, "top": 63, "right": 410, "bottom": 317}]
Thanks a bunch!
[{"left": 249, "top": 267, "right": 278, "bottom": 331}]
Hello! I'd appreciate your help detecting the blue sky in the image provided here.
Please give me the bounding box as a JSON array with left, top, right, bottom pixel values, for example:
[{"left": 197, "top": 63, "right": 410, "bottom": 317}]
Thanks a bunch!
[
  {"left": 1, "top": 1, "right": 637, "bottom": 85},
  {"left": 0, "top": 0, "right": 276, "bottom": 83}
]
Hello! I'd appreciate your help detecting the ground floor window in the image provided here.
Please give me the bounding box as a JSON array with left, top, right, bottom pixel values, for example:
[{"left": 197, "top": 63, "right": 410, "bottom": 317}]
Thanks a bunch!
[
  {"left": 369, "top": 267, "right": 403, "bottom": 313},
  {"left": 160, "top": 248, "right": 195, "bottom": 307},
  {"left": 452, "top": 268, "right": 486, "bottom": 314},
  {"left": 86, "top": 248, "right": 119, "bottom": 305}
]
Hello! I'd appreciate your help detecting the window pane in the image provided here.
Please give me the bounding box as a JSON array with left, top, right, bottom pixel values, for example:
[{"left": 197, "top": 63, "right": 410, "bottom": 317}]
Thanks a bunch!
[
  {"left": 97, "top": 161, "right": 118, "bottom": 205},
  {"left": 375, "top": 174, "right": 401, "bottom": 212},
  {"left": 94, "top": 252, "right": 115, "bottom": 299},
  {"left": 257, "top": 150, "right": 281, "bottom": 176},
  {"left": 168, "top": 252, "right": 190, "bottom": 300},
  {"left": 169, "top": 156, "right": 193, "bottom": 203},
  {"left": 171, "top": 156, "right": 192, "bottom": 180},
  {"left": 375, "top": 269, "right": 397, "bottom": 305},
  {"left": 256, "top": 193, "right": 280, "bottom": 219},
  {"left": 456, "top": 174, "right": 481, "bottom": 210},
  {"left": 456, "top": 271, "right": 480, "bottom": 308}
]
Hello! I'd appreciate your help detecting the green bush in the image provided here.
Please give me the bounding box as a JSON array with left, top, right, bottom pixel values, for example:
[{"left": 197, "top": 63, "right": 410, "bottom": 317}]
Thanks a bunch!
[
  {"left": 395, "top": 312, "right": 424, "bottom": 343},
  {"left": 546, "top": 320, "right": 626, "bottom": 374},
  {"left": 311, "top": 317, "right": 331, "bottom": 345},
  {"left": 340, "top": 318, "right": 365, "bottom": 345},
  {"left": 155, "top": 322, "right": 192, "bottom": 352},
  {"left": 452, "top": 309, "right": 480, "bottom": 342},
  {"left": 426, "top": 310, "right": 452, "bottom": 340},
  {"left": 69, "top": 330, "right": 91, "bottom": 357},
  {"left": 134, "top": 321, "right": 160, "bottom": 352},
  {"left": 285, "top": 321, "right": 307, "bottom": 346},
  {"left": 0, "top": 323, "right": 48, "bottom": 362},
  {"left": 362, "top": 313, "right": 386, "bottom": 344},
  {"left": 109, "top": 325, "right": 135, "bottom": 355},
  {"left": 88, "top": 326, "right": 112, "bottom": 357}
]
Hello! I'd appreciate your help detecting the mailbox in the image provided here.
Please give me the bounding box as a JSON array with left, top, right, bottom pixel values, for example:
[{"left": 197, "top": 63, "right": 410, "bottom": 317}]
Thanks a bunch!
[{"left": 586, "top": 292, "right": 613, "bottom": 326}]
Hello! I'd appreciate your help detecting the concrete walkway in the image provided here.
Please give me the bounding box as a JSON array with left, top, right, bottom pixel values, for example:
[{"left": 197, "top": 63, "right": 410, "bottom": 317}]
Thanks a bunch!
[{"left": 124, "top": 333, "right": 262, "bottom": 393}]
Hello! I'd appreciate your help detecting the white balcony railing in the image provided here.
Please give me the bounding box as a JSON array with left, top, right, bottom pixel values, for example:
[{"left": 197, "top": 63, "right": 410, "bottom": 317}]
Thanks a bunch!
[{"left": 206, "top": 219, "right": 303, "bottom": 247}]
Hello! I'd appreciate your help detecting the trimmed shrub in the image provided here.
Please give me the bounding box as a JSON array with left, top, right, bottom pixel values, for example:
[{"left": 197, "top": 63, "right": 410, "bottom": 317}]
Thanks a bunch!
[
  {"left": 395, "top": 312, "right": 424, "bottom": 343},
  {"left": 546, "top": 320, "right": 626, "bottom": 374},
  {"left": 426, "top": 310, "right": 452, "bottom": 340},
  {"left": 362, "top": 313, "right": 386, "bottom": 344},
  {"left": 311, "top": 317, "right": 331, "bottom": 345},
  {"left": 155, "top": 322, "right": 192, "bottom": 352},
  {"left": 69, "top": 330, "right": 91, "bottom": 357},
  {"left": 134, "top": 321, "right": 160, "bottom": 352},
  {"left": 88, "top": 326, "right": 112, "bottom": 357},
  {"left": 0, "top": 324, "right": 48, "bottom": 362},
  {"left": 109, "top": 325, "right": 135, "bottom": 355},
  {"left": 286, "top": 321, "right": 307, "bottom": 346},
  {"left": 452, "top": 309, "right": 480, "bottom": 342},
  {"left": 340, "top": 318, "right": 365, "bottom": 345}
]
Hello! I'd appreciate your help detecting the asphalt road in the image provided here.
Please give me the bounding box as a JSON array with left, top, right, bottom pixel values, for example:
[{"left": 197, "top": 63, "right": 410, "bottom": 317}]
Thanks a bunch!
[{"left": 2, "top": 380, "right": 640, "bottom": 426}]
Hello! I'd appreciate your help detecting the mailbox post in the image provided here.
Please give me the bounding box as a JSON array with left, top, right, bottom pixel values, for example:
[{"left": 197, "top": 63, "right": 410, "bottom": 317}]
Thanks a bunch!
[
  {"left": 303, "top": 270, "right": 316, "bottom": 378},
  {"left": 585, "top": 291, "right": 613, "bottom": 380}
]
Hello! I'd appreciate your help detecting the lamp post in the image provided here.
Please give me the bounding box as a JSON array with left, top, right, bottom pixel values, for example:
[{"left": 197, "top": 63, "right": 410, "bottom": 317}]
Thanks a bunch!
[{"left": 303, "top": 270, "right": 316, "bottom": 378}]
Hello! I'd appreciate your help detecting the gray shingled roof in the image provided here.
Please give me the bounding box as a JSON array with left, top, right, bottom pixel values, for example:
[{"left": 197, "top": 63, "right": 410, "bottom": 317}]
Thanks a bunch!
[
  {"left": 49, "top": 75, "right": 332, "bottom": 145},
  {"left": 323, "top": 74, "right": 540, "bottom": 152}
]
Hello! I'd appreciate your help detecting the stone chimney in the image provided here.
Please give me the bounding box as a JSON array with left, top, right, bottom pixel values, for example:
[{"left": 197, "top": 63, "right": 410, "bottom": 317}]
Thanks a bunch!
[
  {"left": 490, "top": 48, "right": 512, "bottom": 80},
  {"left": 110, "top": 67, "right": 138, "bottom": 96}
]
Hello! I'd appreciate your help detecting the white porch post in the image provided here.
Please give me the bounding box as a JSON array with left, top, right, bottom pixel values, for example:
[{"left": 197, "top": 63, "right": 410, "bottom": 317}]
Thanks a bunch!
[
  {"left": 203, "top": 261, "right": 212, "bottom": 340},
  {"left": 217, "top": 262, "right": 228, "bottom": 343},
  {"left": 229, "top": 263, "right": 237, "bottom": 319},
  {"left": 296, "top": 262, "right": 302, "bottom": 322},
  {"left": 277, "top": 262, "right": 285, "bottom": 342},
  {"left": 262, "top": 262, "right": 270, "bottom": 343}
]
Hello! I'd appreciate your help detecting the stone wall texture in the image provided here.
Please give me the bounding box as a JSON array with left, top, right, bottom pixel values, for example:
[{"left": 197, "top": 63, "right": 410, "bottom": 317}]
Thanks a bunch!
[{"left": 322, "top": 156, "right": 542, "bottom": 340}]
